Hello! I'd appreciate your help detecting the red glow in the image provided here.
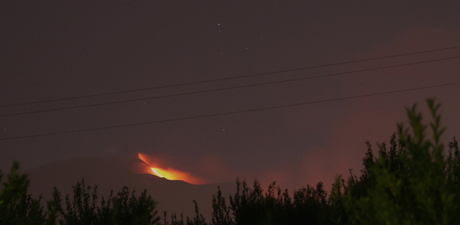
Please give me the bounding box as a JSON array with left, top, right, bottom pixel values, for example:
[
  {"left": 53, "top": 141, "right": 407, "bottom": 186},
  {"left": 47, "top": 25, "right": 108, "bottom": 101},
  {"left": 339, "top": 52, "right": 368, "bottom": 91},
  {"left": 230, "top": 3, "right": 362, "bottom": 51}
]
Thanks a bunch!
[{"left": 138, "top": 153, "right": 205, "bottom": 184}]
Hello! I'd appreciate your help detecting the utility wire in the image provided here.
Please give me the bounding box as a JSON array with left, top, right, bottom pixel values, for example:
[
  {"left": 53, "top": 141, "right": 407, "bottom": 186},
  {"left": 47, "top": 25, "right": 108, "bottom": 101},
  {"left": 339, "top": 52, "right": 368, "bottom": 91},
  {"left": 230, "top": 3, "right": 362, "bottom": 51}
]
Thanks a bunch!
[
  {"left": 1, "top": 80, "right": 459, "bottom": 141},
  {"left": 1, "top": 45, "right": 460, "bottom": 108},
  {"left": 1, "top": 55, "right": 459, "bottom": 118}
]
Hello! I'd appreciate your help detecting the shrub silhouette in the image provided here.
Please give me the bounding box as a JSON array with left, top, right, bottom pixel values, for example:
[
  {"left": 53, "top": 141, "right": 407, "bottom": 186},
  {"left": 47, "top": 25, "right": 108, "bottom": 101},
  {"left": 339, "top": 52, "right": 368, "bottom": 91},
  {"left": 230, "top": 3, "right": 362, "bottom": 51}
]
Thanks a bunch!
[
  {"left": 206, "top": 99, "right": 460, "bottom": 225},
  {"left": 0, "top": 161, "right": 58, "bottom": 224},
  {"left": 0, "top": 164, "right": 160, "bottom": 225},
  {"left": 335, "top": 99, "right": 460, "bottom": 224},
  {"left": 53, "top": 179, "right": 160, "bottom": 225},
  {"left": 208, "top": 178, "right": 329, "bottom": 225},
  {"left": 2, "top": 98, "right": 460, "bottom": 225}
]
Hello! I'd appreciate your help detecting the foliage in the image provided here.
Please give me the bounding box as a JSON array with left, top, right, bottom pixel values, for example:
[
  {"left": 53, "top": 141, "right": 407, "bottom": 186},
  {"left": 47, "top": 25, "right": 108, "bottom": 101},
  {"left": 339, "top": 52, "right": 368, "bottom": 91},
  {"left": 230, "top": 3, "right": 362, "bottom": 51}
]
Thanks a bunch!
[
  {"left": 0, "top": 161, "right": 57, "bottom": 224},
  {"left": 55, "top": 179, "right": 160, "bottom": 225},
  {"left": 2, "top": 98, "right": 460, "bottom": 225},
  {"left": 209, "top": 178, "right": 329, "bottom": 225},
  {"left": 0, "top": 163, "right": 160, "bottom": 225},
  {"left": 336, "top": 99, "right": 460, "bottom": 224},
  {"left": 162, "top": 179, "right": 330, "bottom": 225}
]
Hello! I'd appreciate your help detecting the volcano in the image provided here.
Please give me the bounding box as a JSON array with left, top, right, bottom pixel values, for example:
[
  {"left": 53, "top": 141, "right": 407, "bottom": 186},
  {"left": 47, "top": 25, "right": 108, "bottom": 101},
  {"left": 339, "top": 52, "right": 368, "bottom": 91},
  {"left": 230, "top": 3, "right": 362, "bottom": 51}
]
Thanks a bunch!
[{"left": 22, "top": 156, "right": 235, "bottom": 220}]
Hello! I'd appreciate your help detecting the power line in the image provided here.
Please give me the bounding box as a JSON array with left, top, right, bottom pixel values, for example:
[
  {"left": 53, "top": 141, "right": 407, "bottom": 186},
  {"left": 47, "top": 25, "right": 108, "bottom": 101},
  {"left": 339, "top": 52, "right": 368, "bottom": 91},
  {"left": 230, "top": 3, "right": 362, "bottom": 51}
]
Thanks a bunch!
[
  {"left": 1, "top": 55, "right": 459, "bottom": 118},
  {"left": 1, "top": 45, "right": 460, "bottom": 108},
  {"left": 1, "top": 80, "right": 459, "bottom": 141}
]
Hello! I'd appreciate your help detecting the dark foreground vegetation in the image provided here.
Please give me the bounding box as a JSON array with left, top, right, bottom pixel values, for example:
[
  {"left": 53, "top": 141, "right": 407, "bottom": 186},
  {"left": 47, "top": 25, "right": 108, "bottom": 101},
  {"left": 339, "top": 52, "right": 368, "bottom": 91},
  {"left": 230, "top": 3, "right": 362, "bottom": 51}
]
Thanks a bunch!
[{"left": 2, "top": 99, "right": 460, "bottom": 224}]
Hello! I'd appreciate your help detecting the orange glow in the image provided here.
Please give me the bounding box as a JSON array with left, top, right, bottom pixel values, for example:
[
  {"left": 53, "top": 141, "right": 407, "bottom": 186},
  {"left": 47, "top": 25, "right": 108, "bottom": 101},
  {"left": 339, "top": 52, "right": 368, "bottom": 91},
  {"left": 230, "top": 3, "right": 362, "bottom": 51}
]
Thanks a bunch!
[{"left": 138, "top": 153, "right": 205, "bottom": 184}]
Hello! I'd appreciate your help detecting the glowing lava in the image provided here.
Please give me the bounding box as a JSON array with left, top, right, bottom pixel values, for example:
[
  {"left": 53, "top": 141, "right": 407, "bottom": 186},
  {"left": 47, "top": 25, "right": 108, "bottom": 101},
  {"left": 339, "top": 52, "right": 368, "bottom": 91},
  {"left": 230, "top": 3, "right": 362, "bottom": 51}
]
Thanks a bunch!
[
  {"left": 150, "top": 168, "right": 164, "bottom": 177},
  {"left": 138, "top": 153, "right": 204, "bottom": 184}
]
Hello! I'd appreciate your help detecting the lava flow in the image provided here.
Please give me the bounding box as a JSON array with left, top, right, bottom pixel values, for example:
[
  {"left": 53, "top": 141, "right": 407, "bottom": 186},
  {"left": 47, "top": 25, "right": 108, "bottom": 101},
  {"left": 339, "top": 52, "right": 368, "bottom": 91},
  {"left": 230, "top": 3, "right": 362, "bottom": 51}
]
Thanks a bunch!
[{"left": 138, "top": 153, "right": 204, "bottom": 184}]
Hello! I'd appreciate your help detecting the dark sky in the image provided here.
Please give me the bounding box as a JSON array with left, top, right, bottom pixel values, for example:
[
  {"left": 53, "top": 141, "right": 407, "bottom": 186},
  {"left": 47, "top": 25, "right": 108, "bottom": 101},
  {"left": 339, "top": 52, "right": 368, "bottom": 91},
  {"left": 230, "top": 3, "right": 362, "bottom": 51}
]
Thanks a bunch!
[{"left": 1, "top": 1, "right": 460, "bottom": 190}]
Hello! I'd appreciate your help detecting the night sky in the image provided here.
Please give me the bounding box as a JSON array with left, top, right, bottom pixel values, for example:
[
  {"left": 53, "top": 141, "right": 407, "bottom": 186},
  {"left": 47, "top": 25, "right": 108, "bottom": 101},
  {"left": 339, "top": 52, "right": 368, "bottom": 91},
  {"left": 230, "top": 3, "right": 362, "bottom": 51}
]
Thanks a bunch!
[{"left": 1, "top": 1, "right": 460, "bottom": 190}]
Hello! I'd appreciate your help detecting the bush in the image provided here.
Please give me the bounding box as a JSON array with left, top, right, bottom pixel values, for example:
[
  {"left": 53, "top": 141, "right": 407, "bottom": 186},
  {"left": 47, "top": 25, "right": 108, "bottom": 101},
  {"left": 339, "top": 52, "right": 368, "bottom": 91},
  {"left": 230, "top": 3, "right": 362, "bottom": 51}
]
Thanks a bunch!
[
  {"left": 54, "top": 179, "right": 160, "bottom": 225},
  {"left": 0, "top": 161, "right": 57, "bottom": 224},
  {"left": 338, "top": 99, "right": 460, "bottom": 224},
  {"left": 2, "top": 98, "right": 459, "bottom": 225},
  {"left": 0, "top": 162, "right": 160, "bottom": 225},
  {"left": 210, "top": 178, "right": 329, "bottom": 225}
]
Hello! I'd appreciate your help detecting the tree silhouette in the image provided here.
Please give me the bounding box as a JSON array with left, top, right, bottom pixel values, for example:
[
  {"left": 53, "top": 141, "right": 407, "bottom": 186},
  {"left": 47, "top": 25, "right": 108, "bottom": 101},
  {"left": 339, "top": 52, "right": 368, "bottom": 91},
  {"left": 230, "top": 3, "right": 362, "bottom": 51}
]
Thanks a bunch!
[
  {"left": 0, "top": 161, "right": 57, "bottom": 224},
  {"left": 336, "top": 99, "right": 460, "bottom": 224},
  {"left": 53, "top": 179, "right": 160, "bottom": 225},
  {"left": 2, "top": 98, "right": 460, "bottom": 225}
]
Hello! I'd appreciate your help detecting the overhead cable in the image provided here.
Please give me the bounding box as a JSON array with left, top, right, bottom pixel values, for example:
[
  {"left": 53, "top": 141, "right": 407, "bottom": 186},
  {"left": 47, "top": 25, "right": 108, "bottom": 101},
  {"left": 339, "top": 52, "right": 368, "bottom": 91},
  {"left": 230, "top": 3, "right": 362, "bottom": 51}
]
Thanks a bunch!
[
  {"left": 1, "top": 80, "right": 459, "bottom": 141},
  {"left": 1, "top": 45, "right": 459, "bottom": 108},
  {"left": 1, "top": 55, "right": 459, "bottom": 118}
]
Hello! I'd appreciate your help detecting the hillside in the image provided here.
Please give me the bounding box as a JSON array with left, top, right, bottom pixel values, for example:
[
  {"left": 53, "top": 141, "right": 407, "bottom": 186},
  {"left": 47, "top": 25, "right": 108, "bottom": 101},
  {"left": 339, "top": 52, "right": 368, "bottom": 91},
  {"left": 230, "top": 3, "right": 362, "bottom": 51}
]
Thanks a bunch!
[{"left": 23, "top": 157, "right": 235, "bottom": 220}]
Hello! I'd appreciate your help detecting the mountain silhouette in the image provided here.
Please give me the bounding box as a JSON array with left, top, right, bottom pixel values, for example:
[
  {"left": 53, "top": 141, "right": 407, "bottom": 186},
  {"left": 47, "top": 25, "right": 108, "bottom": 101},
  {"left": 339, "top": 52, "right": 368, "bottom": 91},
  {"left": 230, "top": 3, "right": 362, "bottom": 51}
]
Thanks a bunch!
[{"left": 23, "top": 156, "right": 235, "bottom": 220}]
